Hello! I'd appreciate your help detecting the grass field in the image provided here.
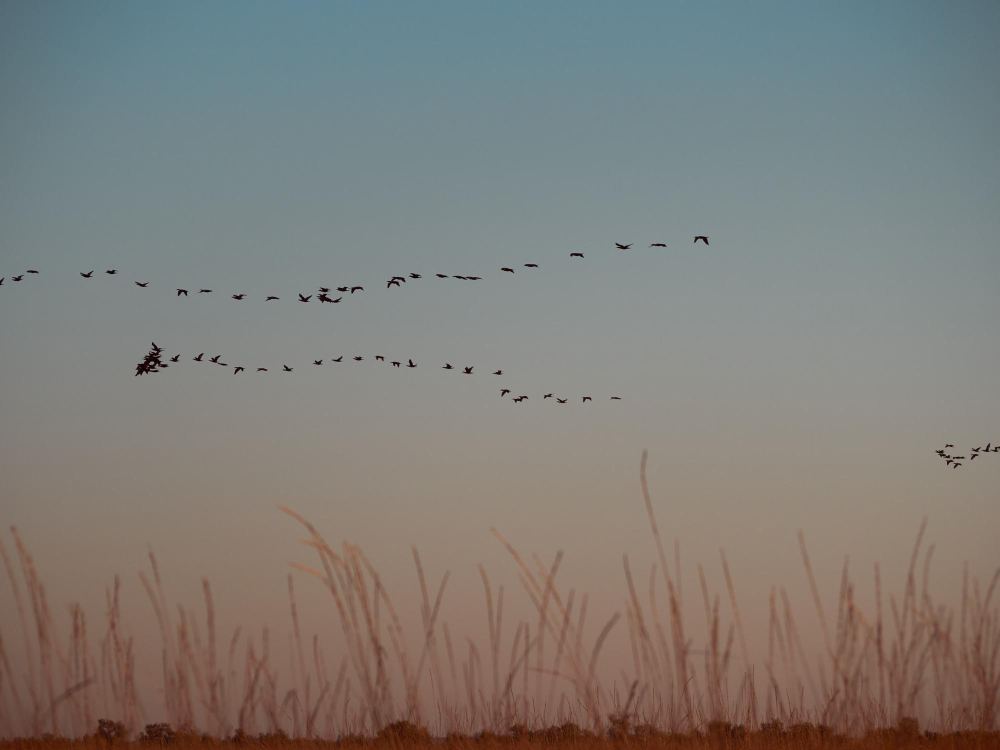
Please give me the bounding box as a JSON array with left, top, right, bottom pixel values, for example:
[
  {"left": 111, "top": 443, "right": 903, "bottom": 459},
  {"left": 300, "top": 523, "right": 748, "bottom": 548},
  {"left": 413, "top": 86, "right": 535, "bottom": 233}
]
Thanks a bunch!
[{"left": 2, "top": 453, "right": 998, "bottom": 742}]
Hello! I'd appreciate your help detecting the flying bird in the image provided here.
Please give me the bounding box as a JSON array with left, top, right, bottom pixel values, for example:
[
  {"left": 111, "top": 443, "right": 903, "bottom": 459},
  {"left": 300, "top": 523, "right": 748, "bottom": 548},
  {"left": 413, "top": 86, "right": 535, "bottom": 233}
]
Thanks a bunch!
[
  {"left": 407, "top": 359, "right": 417, "bottom": 368},
  {"left": 582, "top": 397, "right": 592, "bottom": 403},
  {"left": 81, "top": 271, "right": 94, "bottom": 278},
  {"left": 611, "top": 396, "right": 621, "bottom": 400},
  {"left": 257, "top": 368, "right": 267, "bottom": 372},
  {"left": 353, "top": 356, "right": 363, "bottom": 361},
  {"left": 543, "top": 394, "right": 553, "bottom": 399},
  {"left": 177, "top": 289, "right": 188, "bottom": 296},
  {"left": 463, "top": 366, "right": 473, "bottom": 374},
  {"left": 266, "top": 296, "right": 279, "bottom": 301},
  {"left": 409, "top": 273, "right": 421, "bottom": 279},
  {"left": 193, "top": 353, "right": 204, "bottom": 361},
  {"left": 501, "top": 267, "right": 514, "bottom": 273},
  {"left": 313, "top": 360, "right": 323, "bottom": 366},
  {"left": 135, "top": 281, "right": 149, "bottom": 287},
  {"left": 453, "top": 275, "right": 467, "bottom": 280},
  {"left": 169, "top": 355, "right": 180, "bottom": 363},
  {"left": 570, "top": 253, "right": 584, "bottom": 258},
  {"left": 467, "top": 276, "right": 481, "bottom": 280},
  {"left": 525, "top": 263, "right": 538, "bottom": 268},
  {"left": 283, "top": 365, "right": 293, "bottom": 372},
  {"left": 493, "top": 370, "right": 503, "bottom": 375},
  {"left": 513, "top": 396, "right": 524, "bottom": 403},
  {"left": 970, "top": 453, "right": 978, "bottom": 460},
  {"left": 199, "top": 289, "right": 212, "bottom": 293},
  {"left": 298, "top": 294, "right": 312, "bottom": 302},
  {"left": 387, "top": 279, "right": 401, "bottom": 288},
  {"left": 232, "top": 294, "right": 246, "bottom": 300},
  {"left": 615, "top": 243, "right": 632, "bottom": 250},
  {"left": 694, "top": 236, "right": 709, "bottom": 245},
  {"left": 351, "top": 286, "right": 363, "bottom": 293},
  {"left": 649, "top": 243, "right": 666, "bottom": 247},
  {"left": 391, "top": 361, "right": 401, "bottom": 367},
  {"left": 317, "top": 294, "right": 332, "bottom": 303},
  {"left": 556, "top": 398, "right": 567, "bottom": 404},
  {"left": 26, "top": 269, "right": 39, "bottom": 274},
  {"left": 945, "top": 444, "right": 954, "bottom": 448},
  {"left": 952, "top": 462, "right": 962, "bottom": 469},
  {"left": 233, "top": 366, "right": 244, "bottom": 374},
  {"left": 318, "top": 287, "right": 331, "bottom": 293},
  {"left": 209, "top": 355, "right": 222, "bottom": 364},
  {"left": 105, "top": 269, "right": 118, "bottom": 275},
  {"left": 375, "top": 356, "right": 384, "bottom": 361},
  {"left": 436, "top": 274, "right": 449, "bottom": 278},
  {"left": 501, "top": 389, "right": 510, "bottom": 397},
  {"left": 12, "top": 275, "right": 23, "bottom": 282},
  {"left": 331, "top": 356, "right": 343, "bottom": 362},
  {"left": 443, "top": 363, "right": 454, "bottom": 370}
]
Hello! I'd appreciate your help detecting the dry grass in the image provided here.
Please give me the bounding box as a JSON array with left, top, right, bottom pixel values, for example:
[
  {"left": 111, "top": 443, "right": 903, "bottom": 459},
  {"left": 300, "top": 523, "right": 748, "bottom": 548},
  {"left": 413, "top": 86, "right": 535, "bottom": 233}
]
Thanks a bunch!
[{"left": 1, "top": 451, "right": 998, "bottom": 741}]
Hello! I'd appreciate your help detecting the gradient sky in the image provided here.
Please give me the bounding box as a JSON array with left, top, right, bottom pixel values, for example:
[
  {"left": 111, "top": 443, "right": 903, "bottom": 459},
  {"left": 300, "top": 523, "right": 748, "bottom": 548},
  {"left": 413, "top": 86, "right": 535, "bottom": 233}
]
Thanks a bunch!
[{"left": 1, "top": 0, "right": 998, "bottom": 718}]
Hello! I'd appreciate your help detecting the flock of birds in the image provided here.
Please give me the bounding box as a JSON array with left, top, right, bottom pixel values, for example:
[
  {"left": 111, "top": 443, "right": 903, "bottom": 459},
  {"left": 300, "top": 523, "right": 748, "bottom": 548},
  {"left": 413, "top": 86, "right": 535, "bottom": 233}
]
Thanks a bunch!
[
  {"left": 935, "top": 443, "right": 999, "bottom": 469},
  {"left": 0, "top": 238, "right": 711, "bottom": 303}
]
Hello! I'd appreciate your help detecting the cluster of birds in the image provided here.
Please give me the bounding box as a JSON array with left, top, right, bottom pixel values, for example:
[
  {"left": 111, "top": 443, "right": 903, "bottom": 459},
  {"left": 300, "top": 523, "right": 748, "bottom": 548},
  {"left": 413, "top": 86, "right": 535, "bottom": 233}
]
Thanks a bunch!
[
  {"left": 935, "top": 443, "right": 999, "bottom": 469},
  {"left": 1, "top": 238, "right": 710, "bottom": 302},
  {"left": 132, "top": 343, "right": 623, "bottom": 404}
]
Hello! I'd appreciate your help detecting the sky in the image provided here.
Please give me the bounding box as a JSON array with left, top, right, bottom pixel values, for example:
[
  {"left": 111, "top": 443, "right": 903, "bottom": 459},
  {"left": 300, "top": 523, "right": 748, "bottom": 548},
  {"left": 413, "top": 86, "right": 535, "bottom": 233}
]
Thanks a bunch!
[{"left": 1, "top": 0, "right": 999, "bottom": 728}]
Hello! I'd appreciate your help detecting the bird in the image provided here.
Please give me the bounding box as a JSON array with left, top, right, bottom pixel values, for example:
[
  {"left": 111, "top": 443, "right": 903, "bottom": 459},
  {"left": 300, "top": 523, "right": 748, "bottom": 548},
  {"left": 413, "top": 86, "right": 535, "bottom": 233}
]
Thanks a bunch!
[
  {"left": 257, "top": 368, "right": 267, "bottom": 372},
  {"left": 105, "top": 269, "right": 118, "bottom": 275},
  {"left": 177, "top": 289, "right": 188, "bottom": 296},
  {"left": 329, "top": 296, "right": 343, "bottom": 303},
  {"left": 313, "top": 360, "right": 323, "bottom": 366},
  {"left": 501, "top": 267, "right": 514, "bottom": 273},
  {"left": 283, "top": 365, "right": 293, "bottom": 372},
  {"left": 582, "top": 397, "right": 592, "bottom": 403},
  {"left": 443, "top": 363, "right": 454, "bottom": 370},
  {"left": 353, "top": 356, "right": 363, "bottom": 361},
  {"left": 985, "top": 443, "right": 992, "bottom": 452},
  {"left": 351, "top": 286, "right": 363, "bottom": 293},
  {"left": 317, "top": 294, "right": 332, "bottom": 303},
  {"left": 946, "top": 460, "right": 954, "bottom": 466},
  {"left": 233, "top": 366, "right": 244, "bottom": 374},
  {"left": 649, "top": 243, "right": 666, "bottom": 247},
  {"left": 266, "top": 296, "right": 279, "bottom": 301},
  {"left": 232, "top": 294, "right": 246, "bottom": 300},
  {"left": 436, "top": 274, "right": 449, "bottom": 278},
  {"left": 0, "top": 278, "right": 4, "bottom": 286},
  {"left": 391, "top": 361, "right": 401, "bottom": 367},
  {"left": 970, "top": 453, "right": 979, "bottom": 460},
  {"left": 199, "top": 289, "right": 212, "bottom": 294},
  {"left": 409, "top": 273, "right": 422, "bottom": 279},
  {"left": 467, "top": 276, "right": 481, "bottom": 280},
  {"left": 570, "top": 253, "right": 584, "bottom": 258},
  {"left": 376, "top": 356, "right": 385, "bottom": 361},
  {"left": 611, "top": 396, "right": 621, "bottom": 400},
  {"left": 556, "top": 398, "right": 567, "bottom": 404},
  {"left": 463, "top": 366, "right": 473, "bottom": 374},
  {"left": 615, "top": 243, "right": 632, "bottom": 250},
  {"left": 525, "top": 263, "right": 539, "bottom": 268},
  {"left": 387, "top": 279, "right": 401, "bottom": 288},
  {"left": 337, "top": 287, "right": 350, "bottom": 292},
  {"left": 193, "top": 353, "right": 204, "bottom": 361},
  {"left": 543, "top": 394, "right": 553, "bottom": 399},
  {"left": 26, "top": 269, "right": 39, "bottom": 274},
  {"left": 299, "top": 294, "right": 312, "bottom": 302},
  {"left": 501, "top": 389, "right": 510, "bottom": 397},
  {"left": 331, "top": 356, "right": 343, "bottom": 363},
  {"left": 513, "top": 396, "right": 524, "bottom": 403},
  {"left": 407, "top": 359, "right": 417, "bottom": 368},
  {"left": 694, "top": 236, "right": 709, "bottom": 245},
  {"left": 216, "top": 362, "right": 228, "bottom": 367},
  {"left": 945, "top": 444, "right": 954, "bottom": 448},
  {"left": 453, "top": 275, "right": 468, "bottom": 280},
  {"left": 209, "top": 355, "right": 222, "bottom": 363},
  {"left": 519, "top": 396, "right": 529, "bottom": 401},
  {"left": 319, "top": 287, "right": 331, "bottom": 293},
  {"left": 952, "top": 462, "right": 962, "bottom": 469},
  {"left": 12, "top": 275, "right": 23, "bottom": 282},
  {"left": 135, "top": 281, "right": 149, "bottom": 287},
  {"left": 81, "top": 271, "right": 94, "bottom": 278},
  {"left": 493, "top": 370, "right": 503, "bottom": 375},
  {"left": 169, "top": 355, "right": 179, "bottom": 363}
]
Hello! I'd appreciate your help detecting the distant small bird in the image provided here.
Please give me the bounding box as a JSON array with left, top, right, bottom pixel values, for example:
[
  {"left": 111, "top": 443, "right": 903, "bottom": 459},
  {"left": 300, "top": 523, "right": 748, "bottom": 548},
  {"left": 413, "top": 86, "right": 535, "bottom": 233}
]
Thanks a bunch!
[
  {"left": 525, "top": 263, "right": 539, "bottom": 268},
  {"left": 105, "top": 269, "right": 118, "bottom": 275},
  {"left": 354, "top": 356, "right": 363, "bottom": 361},
  {"left": 232, "top": 294, "right": 246, "bottom": 300},
  {"left": 319, "top": 287, "right": 331, "bottom": 293},
  {"left": 556, "top": 398, "right": 567, "bottom": 403},
  {"left": 199, "top": 289, "right": 212, "bottom": 293},
  {"left": 694, "top": 236, "right": 709, "bottom": 245},
  {"left": 317, "top": 294, "right": 332, "bottom": 303},
  {"left": 337, "top": 286, "right": 349, "bottom": 292},
  {"left": 946, "top": 460, "right": 954, "bottom": 466},
  {"left": 650, "top": 243, "right": 666, "bottom": 247},
  {"left": 467, "top": 276, "right": 481, "bottom": 280},
  {"left": 453, "top": 275, "right": 468, "bottom": 280},
  {"left": 266, "top": 295, "right": 279, "bottom": 301},
  {"left": 501, "top": 267, "right": 514, "bottom": 273},
  {"left": 436, "top": 274, "right": 449, "bottom": 278},
  {"left": 409, "top": 273, "right": 422, "bottom": 279},
  {"left": 513, "top": 396, "right": 524, "bottom": 403},
  {"left": 611, "top": 396, "right": 621, "bottom": 400},
  {"left": 283, "top": 365, "right": 293, "bottom": 372},
  {"left": 493, "top": 370, "right": 503, "bottom": 375},
  {"left": 177, "top": 289, "right": 188, "bottom": 296},
  {"left": 135, "top": 281, "right": 149, "bottom": 287},
  {"left": 313, "top": 360, "right": 323, "bottom": 365},
  {"left": 543, "top": 394, "right": 553, "bottom": 399},
  {"left": 216, "top": 362, "right": 228, "bottom": 367},
  {"left": 257, "top": 368, "right": 267, "bottom": 372},
  {"left": 170, "top": 355, "right": 180, "bottom": 362},
  {"left": 463, "top": 366, "right": 473, "bottom": 374},
  {"left": 443, "top": 363, "right": 454, "bottom": 370},
  {"left": 387, "top": 279, "right": 401, "bottom": 288},
  {"left": 952, "top": 462, "right": 962, "bottom": 469},
  {"left": 194, "top": 353, "right": 204, "bottom": 361},
  {"left": 331, "top": 356, "right": 343, "bottom": 362},
  {"left": 615, "top": 243, "right": 632, "bottom": 250},
  {"left": 519, "top": 396, "right": 529, "bottom": 401},
  {"left": 582, "top": 397, "right": 592, "bottom": 403},
  {"left": 391, "top": 276, "right": 406, "bottom": 283},
  {"left": 12, "top": 275, "right": 23, "bottom": 282},
  {"left": 376, "top": 356, "right": 385, "bottom": 361},
  {"left": 0, "top": 278, "right": 4, "bottom": 285},
  {"left": 299, "top": 294, "right": 312, "bottom": 302},
  {"left": 570, "top": 253, "right": 584, "bottom": 258},
  {"left": 209, "top": 355, "right": 221, "bottom": 363},
  {"left": 329, "top": 296, "right": 343, "bottom": 303},
  {"left": 945, "top": 444, "right": 954, "bottom": 448},
  {"left": 985, "top": 443, "right": 992, "bottom": 452},
  {"left": 234, "top": 366, "right": 244, "bottom": 374},
  {"left": 81, "top": 271, "right": 94, "bottom": 278},
  {"left": 501, "top": 389, "right": 510, "bottom": 397},
  {"left": 26, "top": 269, "right": 39, "bottom": 274},
  {"left": 391, "top": 361, "right": 401, "bottom": 367},
  {"left": 970, "top": 453, "right": 978, "bottom": 460},
  {"left": 407, "top": 359, "right": 416, "bottom": 368}
]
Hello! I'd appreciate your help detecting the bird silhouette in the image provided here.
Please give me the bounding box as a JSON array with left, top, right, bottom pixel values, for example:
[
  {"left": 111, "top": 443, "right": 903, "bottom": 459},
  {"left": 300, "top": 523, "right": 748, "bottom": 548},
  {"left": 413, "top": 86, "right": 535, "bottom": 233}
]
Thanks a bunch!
[
  {"left": 952, "top": 462, "right": 962, "bottom": 468},
  {"left": 299, "top": 294, "right": 312, "bottom": 302},
  {"left": 970, "top": 453, "right": 978, "bottom": 460},
  {"left": 525, "top": 263, "right": 539, "bottom": 268},
  {"left": 105, "top": 269, "right": 118, "bottom": 275},
  {"left": 443, "top": 363, "right": 454, "bottom": 370},
  {"left": 650, "top": 243, "right": 666, "bottom": 247},
  {"left": 199, "top": 289, "right": 212, "bottom": 293},
  {"left": 169, "top": 355, "right": 180, "bottom": 362},
  {"left": 329, "top": 296, "right": 343, "bottom": 303},
  {"left": 407, "top": 359, "right": 416, "bottom": 368},
  {"left": 582, "top": 397, "right": 592, "bottom": 403},
  {"left": 266, "top": 296, "right": 279, "bottom": 301},
  {"left": 354, "top": 356, "right": 363, "bottom": 361},
  {"left": 135, "top": 281, "right": 149, "bottom": 287},
  {"left": 946, "top": 460, "right": 954, "bottom": 466},
  {"left": 257, "top": 368, "right": 267, "bottom": 372},
  {"left": 317, "top": 294, "right": 332, "bottom": 303},
  {"left": 194, "top": 353, "right": 204, "bottom": 361},
  {"left": 26, "top": 269, "right": 39, "bottom": 274},
  {"left": 615, "top": 243, "right": 632, "bottom": 250},
  {"left": 501, "top": 267, "right": 514, "bottom": 273},
  {"left": 353, "top": 286, "right": 366, "bottom": 293},
  {"left": 81, "top": 271, "right": 94, "bottom": 278},
  {"left": 319, "top": 287, "right": 331, "bottom": 293},
  {"left": 501, "top": 389, "right": 510, "bottom": 397},
  {"left": 945, "top": 444, "right": 954, "bottom": 448},
  {"left": 543, "top": 393, "right": 553, "bottom": 399},
  {"left": 283, "top": 365, "right": 293, "bottom": 372},
  {"left": 209, "top": 355, "right": 221, "bottom": 363},
  {"left": 331, "top": 356, "right": 343, "bottom": 362},
  {"left": 556, "top": 398, "right": 567, "bottom": 404},
  {"left": 387, "top": 279, "right": 401, "bottom": 288},
  {"left": 570, "top": 253, "right": 584, "bottom": 258},
  {"left": 376, "top": 356, "right": 385, "bottom": 361},
  {"left": 0, "top": 278, "right": 4, "bottom": 285},
  {"left": 409, "top": 273, "right": 422, "bottom": 279},
  {"left": 232, "top": 294, "right": 246, "bottom": 300},
  {"left": 177, "top": 288, "right": 188, "bottom": 296},
  {"left": 436, "top": 273, "right": 449, "bottom": 278},
  {"left": 12, "top": 275, "right": 23, "bottom": 282},
  {"left": 338, "top": 287, "right": 350, "bottom": 292},
  {"left": 467, "top": 276, "right": 481, "bottom": 280},
  {"left": 391, "top": 276, "right": 406, "bottom": 283},
  {"left": 513, "top": 396, "right": 524, "bottom": 403},
  {"left": 694, "top": 236, "right": 709, "bottom": 245},
  {"left": 611, "top": 396, "right": 621, "bottom": 400},
  {"left": 453, "top": 275, "right": 467, "bottom": 280},
  {"left": 463, "top": 366, "right": 473, "bottom": 374},
  {"left": 391, "top": 361, "right": 401, "bottom": 367},
  {"left": 313, "top": 360, "right": 323, "bottom": 366},
  {"left": 234, "top": 367, "right": 244, "bottom": 374},
  {"left": 493, "top": 370, "right": 503, "bottom": 375}
]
